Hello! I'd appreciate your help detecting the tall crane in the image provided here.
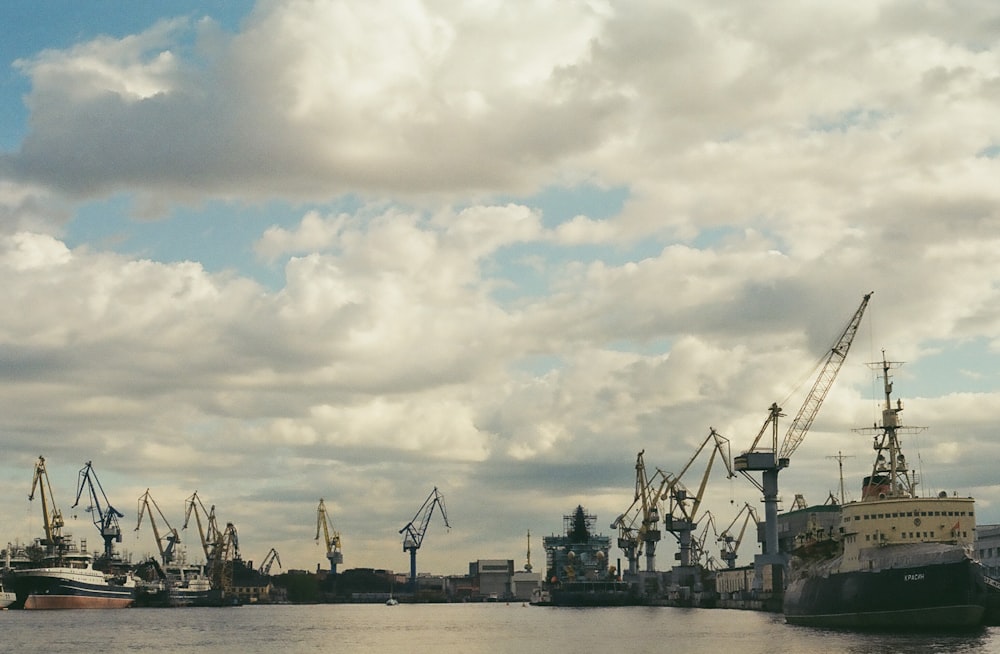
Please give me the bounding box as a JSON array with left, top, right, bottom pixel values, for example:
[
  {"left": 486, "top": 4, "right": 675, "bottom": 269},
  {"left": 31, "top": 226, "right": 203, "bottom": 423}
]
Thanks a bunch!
[
  {"left": 718, "top": 502, "right": 759, "bottom": 569},
  {"left": 28, "top": 455, "right": 67, "bottom": 555},
  {"left": 611, "top": 451, "right": 669, "bottom": 576},
  {"left": 399, "top": 487, "right": 450, "bottom": 591},
  {"left": 315, "top": 498, "right": 343, "bottom": 573},
  {"left": 183, "top": 491, "right": 221, "bottom": 565},
  {"left": 72, "top": 461, "right": 124, "bottom": 560},
  {"left": 136, "top": 488, "right": 181, "bottom": 566},
  {"left": 734, "top": 292, "right": 872, "bottom": 574}
]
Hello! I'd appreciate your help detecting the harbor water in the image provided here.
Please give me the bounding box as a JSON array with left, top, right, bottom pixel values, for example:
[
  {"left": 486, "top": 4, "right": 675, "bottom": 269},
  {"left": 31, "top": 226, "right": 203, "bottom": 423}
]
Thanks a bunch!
[{"left": 4, "top": 604, "right": 1000, "bottom": 654}]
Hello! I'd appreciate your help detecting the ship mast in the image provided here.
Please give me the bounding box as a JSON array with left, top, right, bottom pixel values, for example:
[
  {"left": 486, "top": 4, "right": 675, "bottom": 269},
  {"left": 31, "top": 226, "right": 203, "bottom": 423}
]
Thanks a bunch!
[{"left": 856, "top": 352, "right": 924, "bottom": 500}]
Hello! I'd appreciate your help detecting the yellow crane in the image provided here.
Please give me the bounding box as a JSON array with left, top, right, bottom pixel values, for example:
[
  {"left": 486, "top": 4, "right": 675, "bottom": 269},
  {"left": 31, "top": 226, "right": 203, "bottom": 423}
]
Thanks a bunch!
[
  {"left": 28, "top": 455, "right": 67, "bottom": 555},
  {"left": 611, "top": 451, "right": 669, "bottom": 576},
  {"left": 183, "top": 491, "right": 221, "bottom": 565},
  {"left": 316, "top": 498, "right": 343, "bottom": 573},
  {"left": 136, "top": 488, "right": 181, "bottom": 566},
  {"left": 661, "top": 427, "right": 735, "bottom": 568}
]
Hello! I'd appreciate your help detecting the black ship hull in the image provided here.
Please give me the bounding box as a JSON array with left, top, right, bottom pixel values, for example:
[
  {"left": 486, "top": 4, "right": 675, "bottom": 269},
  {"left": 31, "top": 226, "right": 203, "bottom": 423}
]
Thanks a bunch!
[
  {"left": 549, "top": 581, "right": 645, "bottom": 607},
  {"left": 783, "top": 557, "right": 987, "bottom": 629},
  {"left": 8, "top": 570, "right": 135, "bottom": 610}
]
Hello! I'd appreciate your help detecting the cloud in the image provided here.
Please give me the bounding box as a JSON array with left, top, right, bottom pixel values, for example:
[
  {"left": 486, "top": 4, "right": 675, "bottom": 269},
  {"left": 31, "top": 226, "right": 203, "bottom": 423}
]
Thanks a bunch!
[{"left": 4, "top": 0, "right": 1000, "bottom": 574}]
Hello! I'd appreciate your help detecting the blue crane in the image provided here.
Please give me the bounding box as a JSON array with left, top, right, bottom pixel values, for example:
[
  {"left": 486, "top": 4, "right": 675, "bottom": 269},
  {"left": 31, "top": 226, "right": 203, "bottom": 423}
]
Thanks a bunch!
[
  {"left": 72, "top": 460, "right": 124, "bottom": 559},
  {"left": 399, "top": 487, "right": 450, "bottom": 592}
]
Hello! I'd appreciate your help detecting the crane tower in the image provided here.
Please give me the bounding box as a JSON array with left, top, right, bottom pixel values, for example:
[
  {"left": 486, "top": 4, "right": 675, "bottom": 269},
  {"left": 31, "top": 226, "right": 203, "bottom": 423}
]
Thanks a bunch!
[
  {"left": 316, "top": 498, "right": 343, "bottom": 573},
  {"left": 399, "top": 487, "right": 450, "bottom": 592},
  {"left": 73, "top": 461, "right": 125, "bottom": 560}
]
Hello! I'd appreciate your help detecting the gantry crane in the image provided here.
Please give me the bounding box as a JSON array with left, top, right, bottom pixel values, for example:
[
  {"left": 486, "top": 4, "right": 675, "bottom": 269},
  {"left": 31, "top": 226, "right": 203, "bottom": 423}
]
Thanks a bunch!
[
  {"left": 734, "top": 292, "right": 871, "bottom": 573},
  {"left": 183, "top": 491, "right": 221, "bottom": 565},
  {"left": 399, "top": 487, "right": 450, "bottom": 591},
  {"left": 315, "top": 498, "right": 343, "bottom": 573},
  {"left": 28, "top": 455, "right": 67, "bottom": 555},
  {"left": 718, "top": 502, "right": 759, "bottom": 568},
  {"left": 72, "top": 461, "right": 124, "bottom": 560},
  {"left": 136, "top": 488, "right": 181, "bottom": 566},
  {"left": 258, "top": 547, "right": 282, "bottom": 576}
]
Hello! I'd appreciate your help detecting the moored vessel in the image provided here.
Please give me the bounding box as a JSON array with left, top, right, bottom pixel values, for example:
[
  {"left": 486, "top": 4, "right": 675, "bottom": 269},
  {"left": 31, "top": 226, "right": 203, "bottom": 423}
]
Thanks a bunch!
[
  {"left": 8, "top": 548, "right": 135, "bottom": 610},
  {"left": 783, "top": 352, "right": 990, "bottom": 628},
  {"left": 542, "top": 505, "right": 644, "bottom": 606}
]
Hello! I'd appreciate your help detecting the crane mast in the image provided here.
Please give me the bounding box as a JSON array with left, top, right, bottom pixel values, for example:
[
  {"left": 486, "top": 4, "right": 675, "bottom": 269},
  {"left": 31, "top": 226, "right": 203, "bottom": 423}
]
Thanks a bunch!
[
  {"left": 28, "top": 455, "right": 67, "bottom": 555},
  {"left": 734, "top": 292, "right": 872, "bottom": 581},
  {"left": 316, "top": 498, "right": 343, "bottom": 573},
  {"left": 399, "top": 487, "right": 450, "bottom": 592},
  {"left": 73, "top": 461, "right": 125, "bottom": 560},
  {"left": 136, "top": 488, "right": 181, "bottom": 566}
]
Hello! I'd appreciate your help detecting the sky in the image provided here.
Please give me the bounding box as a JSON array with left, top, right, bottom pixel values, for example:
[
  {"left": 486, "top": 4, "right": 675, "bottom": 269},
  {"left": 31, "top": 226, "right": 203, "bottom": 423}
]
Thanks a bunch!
[{"left": 2, "top": 1, "right": 1000, "bottom": 578}]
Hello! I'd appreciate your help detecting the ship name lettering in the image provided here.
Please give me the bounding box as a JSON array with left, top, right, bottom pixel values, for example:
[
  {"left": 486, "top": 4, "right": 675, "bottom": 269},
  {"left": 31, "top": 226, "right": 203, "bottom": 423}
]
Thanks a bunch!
[{"left": 904, "top": 573, "right": 925, "bottom": 582}]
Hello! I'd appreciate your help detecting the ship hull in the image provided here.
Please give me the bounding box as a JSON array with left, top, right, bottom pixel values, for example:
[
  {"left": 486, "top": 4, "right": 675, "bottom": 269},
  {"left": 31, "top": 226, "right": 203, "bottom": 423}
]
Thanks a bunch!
[
  {"left": 549, "top": 581, "right": 645, "bottom": 607},
  {"left": 11, "top": 570, "right": 135, "bottom": 610},
  {"left": 784, "top": 557, "right": 987, "bottom": 629}
]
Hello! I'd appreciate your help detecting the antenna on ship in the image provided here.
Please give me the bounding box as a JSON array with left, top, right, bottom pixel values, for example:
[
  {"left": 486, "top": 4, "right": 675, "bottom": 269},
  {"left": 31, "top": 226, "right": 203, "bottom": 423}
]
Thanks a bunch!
[
  {"left": 524, "top": 530, "right": 533, "bottom": 572},
  {"left": 826, "top": 451, "right": 854, "bottom": 504}
]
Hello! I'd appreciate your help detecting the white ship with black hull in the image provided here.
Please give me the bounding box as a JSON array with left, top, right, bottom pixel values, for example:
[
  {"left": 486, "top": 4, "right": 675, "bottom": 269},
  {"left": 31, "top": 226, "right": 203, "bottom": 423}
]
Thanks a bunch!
[
  {"left": 8, "top": 549, "right": 135, "bottom": 610},
  {"left": 783, "top": 353, "right": 990, "bottom": 629}
]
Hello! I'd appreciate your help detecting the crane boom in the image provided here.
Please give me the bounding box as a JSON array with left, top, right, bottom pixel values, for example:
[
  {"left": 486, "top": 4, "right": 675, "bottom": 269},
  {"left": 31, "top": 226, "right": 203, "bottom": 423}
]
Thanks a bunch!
[
  {"left": 779, "top": 292, "right": 874, "bottom": 460},
  {"left": 73, "top": 461, "right": 125, "bottom": 559}
]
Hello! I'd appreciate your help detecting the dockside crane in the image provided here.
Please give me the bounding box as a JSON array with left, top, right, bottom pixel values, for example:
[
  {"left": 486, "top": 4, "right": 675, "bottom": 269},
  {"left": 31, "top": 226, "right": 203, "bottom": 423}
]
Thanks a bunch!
[
  {"left": 315, "top": 498, "right": 343, "bottom": 573},
  {"left": 258, "top": 547, "right": 281, "bottom": 576},
  {"left": 210, "top": 522, "right": 240, "bottom": 597},
  {"left": 28, "top": 455, "right": 67, "bottom": 555},
  {"left": 72, "top": 461, "right": 124, "bottom": 560},
  {"left": 183, "top": 491, "right": 221, "bottom": 565},
  {"left": 733, "top": 292, "right": 872, "bottom": 578},
  {"left": 662, "top": 428, "right": 735, "bottom": 568},
  {"left": 399, "top": 487, "right": 450, "bottom": 591},
  {"left": 611, "top": 451, "right": 669, "bottom": 576},
  {"left": 136, "top": 488, "right": 181, "bottom": 566},
  {"left": 718, "top": 502, "right": 759, "bottom": 568}
]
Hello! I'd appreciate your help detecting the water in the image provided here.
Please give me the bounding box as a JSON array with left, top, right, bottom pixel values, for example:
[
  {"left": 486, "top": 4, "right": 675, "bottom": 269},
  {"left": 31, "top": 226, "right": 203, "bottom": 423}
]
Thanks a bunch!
[{"left": 3, "top": 604, "right": 1000, "bottom": 654}]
